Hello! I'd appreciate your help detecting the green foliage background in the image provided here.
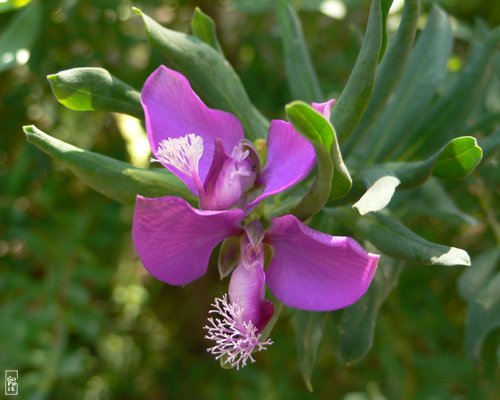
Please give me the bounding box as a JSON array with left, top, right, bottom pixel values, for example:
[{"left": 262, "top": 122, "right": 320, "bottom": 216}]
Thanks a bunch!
[{"left": 1, "top": 0, "right": 499, "bottom": 399}]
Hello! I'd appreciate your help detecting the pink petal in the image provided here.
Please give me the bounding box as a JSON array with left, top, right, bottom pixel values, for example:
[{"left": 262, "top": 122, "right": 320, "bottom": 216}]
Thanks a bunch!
[
  {"left": 141, "top": 66, "right": 244, "bottom": 194},
  {"left": 132, "top": 196, "right": 244, "bottom": 285},
  {"left": 248, "top": 119, "right": 315, "bottom": 207},
  {"left": 265, "top": 215, "right": 379, "bottom": 311},
  {"left": 312, "top": 99, "right": 335, "bottom": 120}
]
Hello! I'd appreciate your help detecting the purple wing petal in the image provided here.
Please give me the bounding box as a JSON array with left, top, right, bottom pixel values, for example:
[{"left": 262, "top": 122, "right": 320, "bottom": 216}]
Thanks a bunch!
[
  {"left": 248, "top": 119, "right": 315, "bottom": 207},
  {"left": 141, "top": 66, "right": 244, "bottom": 193},
  {"left": 265, "top": 215, "right": 379, "bottom": 311},
  {"left": 132, "top": 196, "right": 245, "bottom": 285}
]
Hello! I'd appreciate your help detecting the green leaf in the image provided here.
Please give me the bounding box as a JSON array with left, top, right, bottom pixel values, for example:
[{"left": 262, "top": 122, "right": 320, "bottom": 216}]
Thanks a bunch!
[
  {"left": 327, "top": 207, "right": 471, "bottom": 266},
  {"left": 0, "top": 0, "right": 40, "bottom": 72},
  {"left": 349, "top": 136, "right": 482, "bottom": 214},
  {"left": 190, "top": 7, "right": 224, "bottom": 54},
  {"left": 458, "top": 248, "right": 500, "bottom": 302},
  {"left": 0, "top": 0, "right": 32, "bottom": 13},
  {"left": 291, "top": 310, "right": 324, "bottom": 392},
  {"left": 285, "top": 102, "right": 334, "bottom": 220},
  {"left": 286, "top": 101, "right": 352, "bottom": 203},
  {"left": 331, "top": 0, "right": 383, "bottom": 140},
  {"left": 462, "top": 266, "right": 500, "bottom": 364},
  {"left": 361, "top": 5, "right": 453, "bottom": 163},
  {"left": 23, "top": 125, "right": 195, "bottom": 205},
  {"left": 432, "top": 136, "right": 483, "bottom": 179},
  {"left": 134, "top": 7, "right": 268, "bottom": 140},
  {"left": 401, "top": 26, "right": 500, "bottom": 159},
  {"left": 275, "top": 0, "right": 322, "bottom": 102},
  {"left": 47, "top": 68, "right": 143, "bottom": 119},
  {"left": 379, "top": 0, "right": 394, "bottom": 59},
  {"left": 344, "top": 0, "right": 420, "bottom": 155},
  {"left": 338, "top": 257, "right": 402, "bottom": 365}
]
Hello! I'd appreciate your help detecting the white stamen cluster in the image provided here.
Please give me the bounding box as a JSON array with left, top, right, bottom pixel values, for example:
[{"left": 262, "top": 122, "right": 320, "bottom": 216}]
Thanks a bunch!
[
  {"left": 153, "top": 133, "right": 203, "bottom": 176},
  {"left": 204, "top": 294, "right": 272, "bottom": 370}
]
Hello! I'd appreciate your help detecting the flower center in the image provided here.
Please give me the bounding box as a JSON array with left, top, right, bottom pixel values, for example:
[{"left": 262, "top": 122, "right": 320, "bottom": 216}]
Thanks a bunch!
[{"left": 153, "top": 133, "right": 205, "bottom": 197}]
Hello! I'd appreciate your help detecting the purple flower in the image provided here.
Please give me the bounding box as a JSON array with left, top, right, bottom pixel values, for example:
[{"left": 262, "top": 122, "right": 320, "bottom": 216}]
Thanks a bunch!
[
  {"left": 142, "top": 65, "right": 319, "bottom": 210},
  {"left": 133, "top": 66, "right": 379, "bottom": 368}
]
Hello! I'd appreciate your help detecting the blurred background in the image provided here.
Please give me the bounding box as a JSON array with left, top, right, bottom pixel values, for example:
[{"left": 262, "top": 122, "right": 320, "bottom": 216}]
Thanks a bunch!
[{"left": 1, "top": 0, "right": 499, "bottom": 399}]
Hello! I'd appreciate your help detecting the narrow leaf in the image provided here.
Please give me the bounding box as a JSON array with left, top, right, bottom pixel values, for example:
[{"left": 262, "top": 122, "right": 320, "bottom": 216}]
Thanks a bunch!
[
  {"left": 401, "top": 26, "right": 500, "bottom": 159},
  {"left": 338, "top": 257, "right": 402, "bottom": 364},
  {"left": 327, "top": 207, "right": 471, "bottom": 266},
  {"left": 190, "top": 7, "right": 224, "bottom": 54},
  {"left": 344, "top": 0, "right": 420, "bottom": 155},
  {"left": 291, "top": 310, "right": 324, "bottom": 392},
  {"left": 134, "top": 7, "right": 268, "bottom": 139},
  {"left": 275, "top": 0, "right": 322, "bottom": 102},
  {"left": 0, "top": 0, "right": 40, "bottom": 72},
  {"left": 23, "top": 125, "right": 195, "bottom": 205},
  {"left": 463, "top": 271, "right": 500, "bottom": 363},
  {"left": 379, "top": 0, "right": 395, "bottom": 59},
  {"left": 362, "top": 5, "right": 453, "bottom": 163},
  {"left": 48, "top": 68, "right": 143, "bottom": 119},
  {"left": 331, "top": 0, "right": 383, "bottom": 140}
]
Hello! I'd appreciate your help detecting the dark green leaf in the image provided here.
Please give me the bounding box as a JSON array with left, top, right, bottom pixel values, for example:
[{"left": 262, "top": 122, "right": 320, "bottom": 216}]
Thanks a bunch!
[
  {"left": 327, "top": 207, "right": 471, "bottom": 266},
  {"left": 338, "top": 257, "right": 402, "bottom": 364},
  {"left": 401, "top": 26, "right": 500, "bottom": 159},
  {"left": 458, "top": 248, "right": 500, "bottom": 302},
  {"left": 291, "top": 310, "right": 324, "bottom": 392},
  {"left": 344, "top": 0, "right": 420, "bottom": 155},
  {"left": 134, "top": 7, "right": 268, "bottom": 140},
  {"left": 379, "top": 0, "right": 394, "bottom": 59},
  {"left": 275, "top": 0, "right": 322, "bottom": 102},
  {"left": 190, "top": 7, "right": 224, "bottom": 54},
  {"left": 0, "top": 0, "right": 40, "bottom": 72},
  {"left": 360, "top": 5, "right": 453, "bottom": 163},
  {"left": 331, "top": 0, "right": 383, "bottom": 140},
  {"left": 47, "top": 68, "right": 143, "bottom": 119},
  {"left": 462, "top": 269, "right": 500, "bottom": 364},
  {"left": 24, "top": 125, "right": 195, "bottom": 205}
]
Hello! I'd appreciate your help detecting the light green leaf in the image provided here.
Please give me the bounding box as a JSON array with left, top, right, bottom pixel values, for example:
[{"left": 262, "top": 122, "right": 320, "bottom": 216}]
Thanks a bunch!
[
  {"left": 362, "top": 5, "right": 453, "bottom": 163},
  {"left": 0, "top": 0, "right": 40, "bottom": 72},
  {"left": 345, "top": 136, "right": 482, "bottom": 214},
  {"left": 432, "top": 136, "right": 483, "bottom": 179},
  {"left": 190, "top": 7, "right": 224, "bottom": 54},
  {"left": 24, "top": 125, "right": 195, "bottom": 205},
  {"left": 344, "top": 0, "right": 420, "bottom": 155},
  {"left": 327, "top": 207, "right": 471, "bottom": 266},
  {"left": 0, "top": 0, "right": 32, "bottom": 13},
  {"left": 338, "top": 257, "right": 402, "bottom": 365},
  {"left": 331, "top": 0, "right": 383, "bottom": 140},
  {"left": 291, "top": 310, "right": 324, "bottom": 392},
  {"left": 285, "top": 102, "right": 334, "bottom": 220},
  {"left": 47, "top": 68, "right": 143, "bottom": 119},
  {"left": 275, "top": 0, "right": 322, "bottom": 102},
  {"left": 134, "top": 7, "right": 268, "bottom": 140}
]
